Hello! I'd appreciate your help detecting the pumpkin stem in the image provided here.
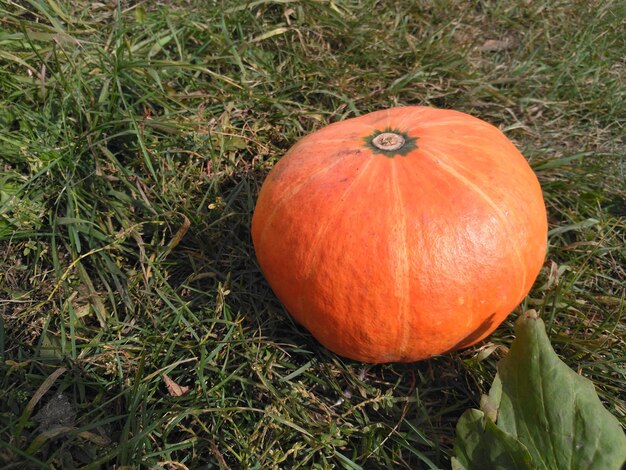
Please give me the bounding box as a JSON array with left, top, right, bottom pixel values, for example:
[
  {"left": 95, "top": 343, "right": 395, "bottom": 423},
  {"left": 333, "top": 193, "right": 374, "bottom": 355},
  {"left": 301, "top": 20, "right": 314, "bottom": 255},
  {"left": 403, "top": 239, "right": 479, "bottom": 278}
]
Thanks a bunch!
[
  {"left": 364, "top": 128, "right": 416, "bottom": 157},
  {"left": 371, "top": 132, "right": 405, "bottom": 152}
]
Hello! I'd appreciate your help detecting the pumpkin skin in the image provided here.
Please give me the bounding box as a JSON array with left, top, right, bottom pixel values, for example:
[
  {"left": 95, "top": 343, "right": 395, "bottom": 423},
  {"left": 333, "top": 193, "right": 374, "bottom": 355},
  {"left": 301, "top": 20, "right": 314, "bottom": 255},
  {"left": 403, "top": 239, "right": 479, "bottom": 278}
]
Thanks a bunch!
[{"left": 252, "top": 106, "right": 547, "bottom": 363}]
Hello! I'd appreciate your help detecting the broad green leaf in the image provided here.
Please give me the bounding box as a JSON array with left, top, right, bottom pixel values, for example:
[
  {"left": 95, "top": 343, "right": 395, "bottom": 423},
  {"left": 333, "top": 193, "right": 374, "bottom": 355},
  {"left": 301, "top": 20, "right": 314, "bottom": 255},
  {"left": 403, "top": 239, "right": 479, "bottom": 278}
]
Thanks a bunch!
[
  {"left": 453, "top": 408, "right": 535, "bottom": 470},
  {"left": 454, "top": 310, "right": 626, "bottom": 470},
  {"left": 496, "top": 311, "right": 626, "bottom": 470},
  {"left": 548, "top": 218, "right": 599, "bottom": 237}
]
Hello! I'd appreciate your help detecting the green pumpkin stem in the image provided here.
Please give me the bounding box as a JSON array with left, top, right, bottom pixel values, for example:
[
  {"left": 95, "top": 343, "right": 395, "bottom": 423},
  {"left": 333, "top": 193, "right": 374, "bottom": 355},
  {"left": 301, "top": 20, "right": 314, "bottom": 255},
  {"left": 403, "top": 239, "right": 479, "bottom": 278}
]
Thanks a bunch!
[{"left": 364, "top": 128, "right": 417, "bottom": 157}]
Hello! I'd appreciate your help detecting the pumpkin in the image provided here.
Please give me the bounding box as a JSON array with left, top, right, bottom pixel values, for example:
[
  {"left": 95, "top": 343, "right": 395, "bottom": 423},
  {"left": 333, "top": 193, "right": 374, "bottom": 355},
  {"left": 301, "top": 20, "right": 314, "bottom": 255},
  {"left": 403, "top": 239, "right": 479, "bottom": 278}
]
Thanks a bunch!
[{"left": 252, "top": 106, "right": 547, "bottom": 363}]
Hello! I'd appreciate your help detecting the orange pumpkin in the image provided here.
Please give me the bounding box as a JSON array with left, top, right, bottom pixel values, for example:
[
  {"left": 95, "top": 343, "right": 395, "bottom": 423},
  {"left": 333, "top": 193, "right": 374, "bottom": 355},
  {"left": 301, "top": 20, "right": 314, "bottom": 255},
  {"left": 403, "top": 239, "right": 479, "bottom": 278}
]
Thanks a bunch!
[{"left": 252, "top": 106, "right": 547, "bottom": 363}]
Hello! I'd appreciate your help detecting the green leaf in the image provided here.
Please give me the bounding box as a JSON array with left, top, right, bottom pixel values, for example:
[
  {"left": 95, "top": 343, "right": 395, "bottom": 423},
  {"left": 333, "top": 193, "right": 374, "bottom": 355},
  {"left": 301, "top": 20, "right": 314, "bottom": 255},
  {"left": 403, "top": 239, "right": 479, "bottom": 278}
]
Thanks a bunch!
[
  {"left": 548, "top": 218, "right": 599, "bottom": 236},
  {"left": 135, "top": 5, "right": 146, "bottom": 23},
  {"left": 454, "top": 311, "right": 626, "bottom": 470},
  {"left": 496, "top": 311, "right": 626, "bottom": 470},
  {"left": 453, "top": 409, "right": 535, "bottom": 470},
  {"left": 532, "top": 152, "right": 592, "bottom": 171}
]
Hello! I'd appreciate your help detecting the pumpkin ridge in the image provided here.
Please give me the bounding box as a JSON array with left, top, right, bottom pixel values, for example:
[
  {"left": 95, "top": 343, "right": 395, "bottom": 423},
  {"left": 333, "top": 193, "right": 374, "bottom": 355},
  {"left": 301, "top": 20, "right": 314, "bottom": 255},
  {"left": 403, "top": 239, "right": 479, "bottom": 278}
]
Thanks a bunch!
[
  {"left": 391, "top": 163, "right": 411, "bottom": 357},
  {"left": 299, "top": 157, "right": 378, "bottom": 281},
  {"left": 427, "top": 136, "right": 508, "bottom": 147},
  {"left": 420, "top": 147, "right": 528, "bottom": 301},
  {"left": 407, "top": 119, "right": 492, "bottom": 133},
  {"left": 256, "top": 153, "right": 350, "bottom": 249},
  {"left": 390, "top": 107, "right": 431, "bottom": 132},
  {"left": 293, "top": 137, "right": 353, "bottom": 148}
]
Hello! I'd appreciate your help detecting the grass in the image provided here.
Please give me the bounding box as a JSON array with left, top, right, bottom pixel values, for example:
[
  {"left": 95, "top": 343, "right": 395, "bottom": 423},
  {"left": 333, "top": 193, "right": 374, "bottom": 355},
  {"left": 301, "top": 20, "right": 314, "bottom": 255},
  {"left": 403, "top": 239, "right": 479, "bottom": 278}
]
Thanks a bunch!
[{"left": 0, "top": 0, "right": 624, "bottom": 468}]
